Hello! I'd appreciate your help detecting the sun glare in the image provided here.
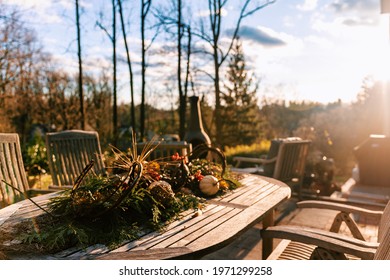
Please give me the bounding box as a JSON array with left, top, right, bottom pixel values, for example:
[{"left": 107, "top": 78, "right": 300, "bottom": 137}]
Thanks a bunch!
[{"left": 370, "top": 16, "right": 390, "bottom": 83}]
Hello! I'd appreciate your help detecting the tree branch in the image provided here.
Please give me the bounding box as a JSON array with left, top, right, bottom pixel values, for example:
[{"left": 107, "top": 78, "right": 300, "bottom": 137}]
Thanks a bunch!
[
  {"left": 220, "top": 0, "right": 276, "bottom": 65},
  {"left": 96, "top": 20, "right": 113, "bottom": 42}
]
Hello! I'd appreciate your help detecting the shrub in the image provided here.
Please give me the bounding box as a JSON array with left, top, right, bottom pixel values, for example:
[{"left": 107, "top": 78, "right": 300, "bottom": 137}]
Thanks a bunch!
[
  {"left": 23, "top": 134, "right": 49, "bottom": 176},
  {"left": 224, "top": 140, "right": 271, "bottom": 165}
]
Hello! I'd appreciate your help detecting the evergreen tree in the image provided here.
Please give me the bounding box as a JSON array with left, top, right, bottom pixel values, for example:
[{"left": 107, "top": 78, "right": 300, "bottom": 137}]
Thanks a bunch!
[{"left": 221, "top": 38, "right": 261, "bottom": 147}]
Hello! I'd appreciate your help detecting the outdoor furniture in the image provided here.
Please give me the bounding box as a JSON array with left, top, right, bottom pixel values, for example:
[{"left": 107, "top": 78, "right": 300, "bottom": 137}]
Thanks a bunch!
[
  {"left": 0, "top": 173, "right": 290, "bottom": 259},
  {"left": 232, "top": 138, "right": 311, "bottom": 198},
  {"left": 333, "top": 178, "right": 390, "bottom": 208},
  {"left": 136, "top": 141, "right": 192, "bottom": 161},
  {"left": 261, "top": 199, "right": 390, "bottom": 260},
  {"left": 330, "top": 135, "right": 390, "bottom": 208},
  {"left": 45, "top": 130, "right": 105, "bottom": 188},
  {"left": 0, "top": 133, "right": 52, "bottom": 208}
]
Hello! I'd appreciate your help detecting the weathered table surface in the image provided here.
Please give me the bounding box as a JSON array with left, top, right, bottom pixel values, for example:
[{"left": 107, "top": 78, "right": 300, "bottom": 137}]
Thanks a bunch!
[{"left": 0, "top": 174, "right": 290, "bottom": 260}]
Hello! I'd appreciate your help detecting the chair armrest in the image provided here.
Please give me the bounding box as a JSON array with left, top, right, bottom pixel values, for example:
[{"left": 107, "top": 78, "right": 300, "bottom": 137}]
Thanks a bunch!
[
  {"left": 233, "top": 156, "right": 277, "bottom": 167},
  {"left": 261, "top": 225, "right": 377, "bottom": 260},
  {"left": 297, "top": 200, "right": 383, "bottom": 219}
]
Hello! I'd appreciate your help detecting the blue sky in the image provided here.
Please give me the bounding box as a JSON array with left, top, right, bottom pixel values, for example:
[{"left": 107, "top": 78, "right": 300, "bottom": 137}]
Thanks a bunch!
[{"left": 3, "top": 0, "right": 390, "bottom": 107}]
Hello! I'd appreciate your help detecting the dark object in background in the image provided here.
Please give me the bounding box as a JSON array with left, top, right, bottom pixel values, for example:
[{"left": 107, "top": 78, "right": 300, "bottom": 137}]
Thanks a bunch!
[
  {"left": 184, "top": 96, "right": 211, "bottom": 149},
  {"left": 354, "top": 134, "right": 390, "bottom": 187},
  {"left": 303, "top": 154, "right": 339, "bottom": 196}
]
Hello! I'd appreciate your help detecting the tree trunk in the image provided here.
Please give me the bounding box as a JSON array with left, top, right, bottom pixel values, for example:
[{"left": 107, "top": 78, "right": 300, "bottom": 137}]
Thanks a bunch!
[
  {"left": 75, "top": 0, "right": 85, "bottom": 130},
  {"left": 112, "top": 0, "right": 118, "bottom": 145},
  {"left": 140, "top": 0, "right": 151, "bottom": 141},
  {"left": 117, "top": 0, "right": 136, "bottom": 132},
  {"left": 177, "top": 0, "right": 185, "bottom": 140},
  {"left": 213, "top": 45, "right": 222, "bottom": 145},
  {"left": 183, "top": 25, "right": 191, "bottom": 132}
]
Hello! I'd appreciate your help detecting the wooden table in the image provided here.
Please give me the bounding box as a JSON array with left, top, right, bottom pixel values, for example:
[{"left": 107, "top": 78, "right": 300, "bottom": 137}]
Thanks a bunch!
[{"left": 0, "top": 174, "right": 290, "bottom": 260}]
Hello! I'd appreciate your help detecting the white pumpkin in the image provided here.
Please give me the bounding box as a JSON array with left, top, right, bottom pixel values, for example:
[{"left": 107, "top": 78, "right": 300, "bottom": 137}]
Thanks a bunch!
[{"left": 199, "top": 175, "right": 219, "bottom": 196}]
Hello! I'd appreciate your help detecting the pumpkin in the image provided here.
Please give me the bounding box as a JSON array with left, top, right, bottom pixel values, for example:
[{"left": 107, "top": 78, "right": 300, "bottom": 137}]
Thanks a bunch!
[{"left": 199, "top": 175, "right": 219, "bottom": 196}]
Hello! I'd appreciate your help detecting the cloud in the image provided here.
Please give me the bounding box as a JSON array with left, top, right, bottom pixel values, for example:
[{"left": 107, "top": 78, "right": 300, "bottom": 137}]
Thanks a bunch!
[
  {"left": 322, "top": 0, "right": 381, "bottom": 28},
  {"left": 342, "top": 17, "right": 378, "bottom": 26},
  {"left": 195, "top": 8, "right": 228, "bottom": 18},
  {"left": 226, "top": 26, "right": 286, "bottom": 47},
  {"left": 297, "top": 0, "right": 318, "bottom": 11},
  {"left": 329, "top": 0, "right": 378, "bottom": 14},
  {"left": 3, "top": 0, "right": 71, "bottom": 24}
]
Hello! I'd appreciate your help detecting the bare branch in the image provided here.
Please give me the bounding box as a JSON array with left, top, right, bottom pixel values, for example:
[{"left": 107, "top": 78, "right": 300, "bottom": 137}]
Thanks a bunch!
[
  {"left": 96, "top": 20, "right": 114, "bottom": 42},
  {"left": 242, "top": 0, "right": 276, "bottom": 18},
  {"left": 145, "top": 25, "right": 160, "bottom": 52},
  {"left": 195, "top": 68, "right": 216, "bottom": 82},
  {"left": 220, "top": 0, "right": 276, "bottom": 65}
]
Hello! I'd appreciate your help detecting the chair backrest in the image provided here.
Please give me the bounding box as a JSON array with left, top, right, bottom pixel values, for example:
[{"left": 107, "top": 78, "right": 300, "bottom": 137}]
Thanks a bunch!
[
  {"left": 375, "top": 201, "right": 390, "bottom": 259},
  {"left": 0, "top": 133, "right": 29, "bottom": 207},
  {"left": 378, "top": 200, "right": 390, "bottom": 243},
  {"left": 136, "top": 141, "right": 192, "bottom": 161},
  {"left": 273, "top": 139, "right": 311, "bottom": 183},
  {"left": 46, "top": 130, "right": 105, "bottom": 187}
]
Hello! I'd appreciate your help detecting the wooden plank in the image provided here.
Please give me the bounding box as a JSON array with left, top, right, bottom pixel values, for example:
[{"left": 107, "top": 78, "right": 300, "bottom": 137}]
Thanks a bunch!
[
  {"left": 154, "top": 207, "right": 241, "bottom": 249},
  {"left": 187, "top": 186, "right": 290, "bottom": 253},
  {"left": 0, "top": 203, "right": 22, "bottom": 226},
  {"left": 166, "top": 208, "right": 243, "bottom": 248},
  {"left": 114, "top": 205, "right": 228, "bottom": 252},
  {"left": 213, "top": 175, "right": 269, "bottom": 204},
  {"left": 91, "top": 247, "right": 193, "bottom": 260},
  {"left": 75, "top": 207, "right": 205, "bottom": 257},
  {"left": 66, "top": 244, "right": 110, "bottom": 259},
  {"left": 228, "top": 183, "right": 279, "bottom": 206}
]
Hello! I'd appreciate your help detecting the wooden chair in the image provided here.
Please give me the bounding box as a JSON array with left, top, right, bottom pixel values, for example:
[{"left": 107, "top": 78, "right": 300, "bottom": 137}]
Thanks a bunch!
[
  {"left": 261, "top": 199, "right": 390, "bottom": 260},
  {"left": 45, "top": 130, "right": 105, "bottom": 188},
  {"left": 232, "top": 138, "right": 311, "bottom": 198},
  {"left": 0, "top": 133, "right": 52, "bottom": 207},
  {"left": 136, "top": 141, "right": 192, "bottom": 161}
]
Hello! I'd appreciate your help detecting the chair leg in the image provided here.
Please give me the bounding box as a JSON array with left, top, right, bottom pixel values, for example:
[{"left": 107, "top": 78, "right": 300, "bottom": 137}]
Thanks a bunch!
[
  {"left": 262, "top": 209, "right": 275, "bottom": 259},
  {"left": 330, "top": 212, "right": 365, "bottom": 241}
]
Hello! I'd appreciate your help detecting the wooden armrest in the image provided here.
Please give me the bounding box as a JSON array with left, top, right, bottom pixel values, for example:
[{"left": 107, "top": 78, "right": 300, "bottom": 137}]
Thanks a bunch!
[
  {"left": 261, "top": 225, "right": 377, "bottom": 260},
  {"left": 233, "top": 156, "right": 277, "bottom": 167},
  {"left": 297, "top": 200, "right": 383, "bottom": 219}
]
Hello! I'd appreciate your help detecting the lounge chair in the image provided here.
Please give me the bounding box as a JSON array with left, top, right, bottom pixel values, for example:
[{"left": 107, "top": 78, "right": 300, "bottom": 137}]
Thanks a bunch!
[{"left": 261, "top": 199, "right": 390, "bottom": 259}]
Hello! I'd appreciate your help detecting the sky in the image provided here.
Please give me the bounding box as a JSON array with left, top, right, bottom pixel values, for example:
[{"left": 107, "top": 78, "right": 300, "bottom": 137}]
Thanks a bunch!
[{"left": 3, "top": 0, "right": 390, "bottom": 107}]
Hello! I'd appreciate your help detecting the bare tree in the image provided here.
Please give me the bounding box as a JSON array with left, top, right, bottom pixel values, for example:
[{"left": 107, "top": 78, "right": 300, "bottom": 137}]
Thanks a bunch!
[
  {"left": 117, "top": 0, "right": 136, "bottom": 132},
  {"left": 96, "top": 1, "right": 118, "bottom": 144},
  {"left": 154, "top": 0, "right": 192, "bottom": 140},
  {"left": 75, "top": 0, "right": 85, "bottom": 130},
  {"left": 112, "top": 0, "right": 118, "bottom": 144},
  {"left": 195, "top": 0, "right": 275, "bottom": 145},
  {"left": 140, "top": 0, "right": 152, "bottom": 140}
]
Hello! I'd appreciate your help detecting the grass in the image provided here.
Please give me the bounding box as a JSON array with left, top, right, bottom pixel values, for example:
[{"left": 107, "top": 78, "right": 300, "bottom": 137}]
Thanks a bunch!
[
  {"left": 223, "top": 140, "right": 271, "bottom": 165},
  {"left": 28, "top": 174, "right": 53, "bottom": 190}
]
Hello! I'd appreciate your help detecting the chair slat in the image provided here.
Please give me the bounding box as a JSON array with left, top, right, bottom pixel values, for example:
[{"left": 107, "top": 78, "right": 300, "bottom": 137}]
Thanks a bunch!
[
  {"left": 136, "top": 141, "right": 192, "bottom": 161},
  {"left": 0, "top": 134, "right": 30, "bottom": 206},
  {"left": 46, "top": 130, "right": 105, "bottom": 187}
]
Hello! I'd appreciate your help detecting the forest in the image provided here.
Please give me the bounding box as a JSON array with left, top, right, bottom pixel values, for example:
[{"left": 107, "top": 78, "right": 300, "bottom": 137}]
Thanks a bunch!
[{"left": 0, "top": 0, "right": 388, "bottom": 182}]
